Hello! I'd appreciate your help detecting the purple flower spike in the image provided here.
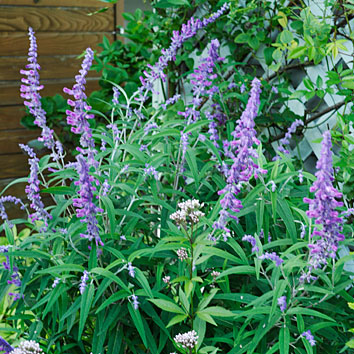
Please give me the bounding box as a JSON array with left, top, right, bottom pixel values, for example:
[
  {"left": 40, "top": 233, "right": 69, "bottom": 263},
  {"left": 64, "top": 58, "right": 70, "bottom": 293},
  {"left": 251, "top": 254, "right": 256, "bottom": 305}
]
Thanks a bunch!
[
  {"left": 277, "top": 296, "right": 287, "bottom": 312},
  {"left": 144, "top": 164, "right": 159, "bottom": 180},
  {"left": 64, "top": 48, "right": 97, "bottom": 167},
  {"left": 137, "top": 3, "right": 229, "bottom": 101},
  {"left": 259, "top": 251, "right": 283, "bottom": 266},
  {"left": 0, "top": 196, "right": 26, "bottom": 229},
  {"left": 242, "top": 234, "right": 259, "bottom": 253},
  {"left": 73, "top": 155, "right": 104, "bottom": 246},
  {"left": 303, "top": 131, "right": 344, "bottom": 274},
  {"left": 79, "top": 270, "right": 89, "bottom": 294},
  {"left": 274, "top": 119, "right": 303, "bottom": 160},
  {"left": 214, "top": 78, "right": 266, "bottom": 237},
  {"left": 127, "top": 262, "right": 135, "bottom": 278},
  {"left": 301, "top": 330, "right": 316, "bottom": 346},
  {"left": 0, "top": 335, "right": 14, "bottom": 353},
  {"left": 130, "top": 294, "right": 139, "bottom": 310},
  {"left": 20, "top": 27, "right": 56, "bottom": 151},
  {"left": 20, "top": 144, "right": 51, "bottom": 231}
]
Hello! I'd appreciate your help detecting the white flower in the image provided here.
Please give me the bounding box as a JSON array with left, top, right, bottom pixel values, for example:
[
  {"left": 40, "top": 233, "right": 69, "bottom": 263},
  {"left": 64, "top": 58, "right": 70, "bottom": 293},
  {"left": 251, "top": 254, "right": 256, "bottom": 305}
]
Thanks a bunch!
[{"left": 174, "top": 330, "right": 198, "bottom": 348}]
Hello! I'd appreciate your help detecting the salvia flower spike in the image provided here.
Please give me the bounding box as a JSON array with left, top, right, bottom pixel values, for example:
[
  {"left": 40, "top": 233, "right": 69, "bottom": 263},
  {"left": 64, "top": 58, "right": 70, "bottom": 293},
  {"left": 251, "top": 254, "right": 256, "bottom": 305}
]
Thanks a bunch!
[{"left": 302, "top": 130, "right": 344, "bottom": 280}]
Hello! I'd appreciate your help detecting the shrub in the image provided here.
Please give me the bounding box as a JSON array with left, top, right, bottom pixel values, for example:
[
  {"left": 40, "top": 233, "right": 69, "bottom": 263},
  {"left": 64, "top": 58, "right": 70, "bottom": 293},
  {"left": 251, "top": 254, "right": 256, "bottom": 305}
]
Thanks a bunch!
[{"left": 1, "top": 3, "right": 354, "bottom": 354}]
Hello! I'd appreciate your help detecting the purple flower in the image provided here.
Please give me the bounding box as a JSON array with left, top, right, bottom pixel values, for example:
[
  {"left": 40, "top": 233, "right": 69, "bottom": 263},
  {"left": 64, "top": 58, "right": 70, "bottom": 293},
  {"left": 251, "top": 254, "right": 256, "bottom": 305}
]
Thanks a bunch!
[
  {"left": 269, "top": 181, "right": 276, "bottom": 192},
  {"left": 0, "top": 335, "right": 14, "bottom": 353},
  {"left": 144, "top": 164, "right": 159, "bottom": 180},
  {"left": 1, "top": 247, "right": 21, "bottom": 300},
  {"left": 79, "top": 270, "right": 89, "bottom": 294},
  {"left": 112, "top": 86, "right": 120, "bottom": 105},
  {"left": 301, "top": 330, "right": 316, "bottom": 346},
  {"left": 130, "top": 294, "right": 139, "bottom": 310},
  {"left": 190, "top": 39, "right": 222, "bottom": 99},
  {"left": 271, "top": 86, "right": 278, "bottom": 94},
  {"left": 228, "top": 82, "right": 237, "bottom": 90},
  {"left": 73, "top": 155, "right": 104, "bottom": 246},
  {"left": 107, "top": 123, "right": 121, "bottom": 142},
  {"left": 277, "top": 296, "right": 287, "bottom": 312},
  {"left": 259, "top": 252, "right": 283, "bottom": 266},
  {"left": 139, "top": 144, "right": 148, "bottom": 152},
  {"left": 137, "top": 3, "right": 229, "bottom": 101},
  {"left": 102, "top": 180, "right": 110, "bottom": 196},
  {"left": 240, "top": 83, "right": 246, "bottom": 93},
  {"left": 214, "top": 78, "right": 266, "bottom": 235},
  {"left": 20, "top": 144, "right": 51, "bottom": 231},
  {"left": 20, "top": 27, "right": 56, "bottom": 151},
  {"left": 0, "top": 196, "right": 26, "bottom": 229},
  {"left": 206, "top": 111, "right": 220, "bottom": 148},
  {"left": 127, "top": 262, "right": 135, "bottom": 278},
  {"left": 299, "top": 169, "right": 304, "bottom": 183},
  {"left": 161, "top": 94, "right": 181, "bottom": 110},
  {"left": 274, "top": 119, "right": 303, "bottom": 159},
  {"left": 144, "top": 122, "right": 158, "bottom": 135},
  {"left": 242, "top": 234, "right": 259, "bottom": 253},
  {"left": 303, "top": 131, "right": 344, "bottom": 273},
  {"left": 63, "top": 48, "right": 97, "bottom": 167},
  {"left": 52, "top": 277, "right": 60, "bottom": 288},
  {"left": 300, "top": 223, "right": 306, "bottom": 239}
]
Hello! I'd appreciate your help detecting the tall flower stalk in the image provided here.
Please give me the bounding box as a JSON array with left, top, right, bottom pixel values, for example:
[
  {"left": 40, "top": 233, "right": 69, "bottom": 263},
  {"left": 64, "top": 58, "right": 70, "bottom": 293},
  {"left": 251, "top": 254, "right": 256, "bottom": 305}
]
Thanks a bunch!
[
  {"left": 302, "top": 131, "right": 344, "bottom": 280},
  {"left": 137, "top": 3, "right": 229, "bottom": 102},
  {"left": 213, "top": 78, "right": 266, "bottom": 239},
  {"left": 20, "top": 27, "right": 64, "bottom": 162}
]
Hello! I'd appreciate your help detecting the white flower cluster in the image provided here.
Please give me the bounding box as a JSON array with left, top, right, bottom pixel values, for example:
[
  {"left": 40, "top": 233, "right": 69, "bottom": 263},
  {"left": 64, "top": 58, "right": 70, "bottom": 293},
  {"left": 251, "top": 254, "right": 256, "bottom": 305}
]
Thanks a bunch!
[
  {"left": 10, "top": 340, "right": 43, "bottom": 354},
  {"left": 211, "top": 270, "right": 220, "bottom": 280},
  {"left": 177, "top": 247, "right": 188, "bottom": 261},
  {"left": 174, "top": 330, "right": 198, "bottom": 348},
  {"left": 170, "top": 199, "right": 205, "bottom": 225}
]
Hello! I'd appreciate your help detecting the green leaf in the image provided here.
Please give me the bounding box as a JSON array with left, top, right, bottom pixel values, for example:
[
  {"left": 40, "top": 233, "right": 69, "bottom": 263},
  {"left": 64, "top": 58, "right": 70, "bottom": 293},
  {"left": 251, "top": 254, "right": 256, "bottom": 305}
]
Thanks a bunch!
[
  {"left": 185, "top": 149, "right": 199, "bottom": 187},
  {"left": 36, "top": 264, "right": 84, "bottom": 274},
  {"left": 166, "top": 314, "right": 188, "bottom": 328},
  {"left": 277, "top": 198, "right": 297, "bottom": 242},
  {"left": 219, "top": 266, "right": 256, "bottom": 277},
  {"left": 101, "top": 196, "right": 116, "bottom": 235},
  {"left": 148, "top": 299, "right": 186, "bottom": 314},
  {"left": 287, "top": 307, "right": 335, "bottom": 322},
  {"left": 235, "top": 33, "right": 250, "bottom": 44},
  {"left": 279, "top": 326, "right": 290, "bottom": 354},
  {"left": 78, "top": 283, "right": 95, "bottom": 340},
  {"left": 198, "top": 306, "right": 234, "bottom": 317},
  {"left": 128, "top": 303, "right": 148, "bottom": 347},
  {"left": 90, "top": 267, "right": 129, "bottom": 292},
  {"left": 264, "top": 47, "right": 275, "bottom": 66},
  {"left": 196, "top": 311, "right": 217, "bottom": 326},
  {"left": 280, "top": 30, "right": 293, "bottom": 44},
  {"left": 95, "top": 290, "right": 129, "bottom": 313},
  {"left": 41, "top": 186, "right": 75, "bottom": 195}
]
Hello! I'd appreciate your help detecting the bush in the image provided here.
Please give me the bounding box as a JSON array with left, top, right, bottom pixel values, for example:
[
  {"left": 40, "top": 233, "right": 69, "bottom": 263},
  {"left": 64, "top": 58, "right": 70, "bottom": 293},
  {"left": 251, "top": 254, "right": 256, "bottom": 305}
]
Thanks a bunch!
[{"left": 1, "top": 2, "right": 354, "bottom": 354}]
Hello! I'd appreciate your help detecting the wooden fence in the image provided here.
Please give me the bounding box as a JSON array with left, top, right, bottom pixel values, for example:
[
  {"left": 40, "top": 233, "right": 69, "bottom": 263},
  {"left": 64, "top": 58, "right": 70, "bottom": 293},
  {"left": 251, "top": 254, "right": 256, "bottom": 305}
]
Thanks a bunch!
[{"left": 0, "top": 0, "right": 123, "bottom": 219}]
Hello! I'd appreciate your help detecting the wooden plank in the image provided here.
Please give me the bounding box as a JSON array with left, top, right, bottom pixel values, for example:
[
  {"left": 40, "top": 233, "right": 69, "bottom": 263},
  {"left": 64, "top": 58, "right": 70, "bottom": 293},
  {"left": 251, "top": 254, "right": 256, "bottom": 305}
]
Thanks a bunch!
[
  {"left": 0, "top": 0, "right": 112, "bottom": 7},
  {"left": 0, "top": 153, "right": 31, "bottom": 178},
  {"left": 0, "top": 55, "right": 99, "bottom": 81},
  {"left": 0, "top": 32, "right": 114, "bottom": 56},
  {"left": 0, "top": 106, "right": 26, "bottom": 130},
  {"left": 115, "top": 1, "right": 124, "bottom": 28},
  {"left": 0, "top": 129, "right": 41, "bottom": 155},
  {"left": 0, "top": 7, "right": 114, "bottom": 32},
  {"left": 0, "top": 79, "right": 101, "bottom": 105}
]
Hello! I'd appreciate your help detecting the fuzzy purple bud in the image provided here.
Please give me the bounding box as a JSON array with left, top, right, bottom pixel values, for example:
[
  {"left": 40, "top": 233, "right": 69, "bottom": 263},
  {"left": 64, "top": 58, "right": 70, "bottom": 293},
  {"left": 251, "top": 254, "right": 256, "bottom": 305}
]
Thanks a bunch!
[
  {"left": 259, "top": 251, "right": 283, "bottom": 266},
  {"left": 303, "top": 131, "right": 344, "bottom": 272},
  {"left": 301, "top": 330, "right": 316, "bottom": 346},
  {"left": 277, "top": 296, "right": 287, "bottom": 312},
  {"left": 242, "top": 234, "right": 259, "bottom": 253},
  {"left": 79, "top": 270, "right": 89, "bottom": 294}
]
